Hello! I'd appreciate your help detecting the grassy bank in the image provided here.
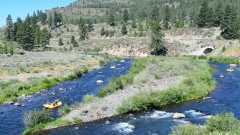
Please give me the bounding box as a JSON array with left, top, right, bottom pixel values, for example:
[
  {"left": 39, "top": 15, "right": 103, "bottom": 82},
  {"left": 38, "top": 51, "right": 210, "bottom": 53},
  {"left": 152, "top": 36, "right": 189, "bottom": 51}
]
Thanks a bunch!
[
  {"left": 0, "top": 68, "right": 89, "bottom": 104},
  {"left": 185, "top": 55, "right": 240, "bottom": 64},
  {"left": 98, "top": 58, "right": 146, "bottom": 97},
  {"left": 117, "top": 56, "right": 216, "bottom": 113},
  {"left": 171, "top": 112, "right": 240, "bottom": 135}
]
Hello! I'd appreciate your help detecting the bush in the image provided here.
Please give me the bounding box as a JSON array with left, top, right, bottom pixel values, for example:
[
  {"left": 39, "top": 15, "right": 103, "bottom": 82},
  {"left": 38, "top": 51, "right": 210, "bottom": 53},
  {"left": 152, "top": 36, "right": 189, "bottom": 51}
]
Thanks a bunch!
[
  {"left": 206, "top": 111, "right": 240, "bottom": 132},
  {"left": 58, "top": 104, "right": 71, "bottom": 115},
  {"left": 83, "top": 94, "right": 95, "bottom": 103},
  {"left": 23, "top": 109, "right": 52, "bottom": 128},
  {"left": 170, "top": 124, "right": 206, "bottom": 135}
]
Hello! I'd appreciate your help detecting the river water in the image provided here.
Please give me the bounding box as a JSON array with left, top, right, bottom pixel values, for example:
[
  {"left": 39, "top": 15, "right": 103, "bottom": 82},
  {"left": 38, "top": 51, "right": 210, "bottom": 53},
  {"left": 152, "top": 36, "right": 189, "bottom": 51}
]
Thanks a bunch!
[
  {"left": 1, "top": 61, "right": 239, "bottom": 135},
  {"left": 0, "top": 59, "right": 134, "bottom": 135},
  {"left": 37, "top": 62, "right": 240, "bottom": 135}
]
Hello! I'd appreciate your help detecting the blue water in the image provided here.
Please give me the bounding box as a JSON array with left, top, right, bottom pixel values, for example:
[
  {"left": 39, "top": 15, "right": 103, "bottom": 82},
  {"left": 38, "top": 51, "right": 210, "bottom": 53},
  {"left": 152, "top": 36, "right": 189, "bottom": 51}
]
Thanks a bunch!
[
  {"left": 0, "top": 59, "right": 134, "bottom": 135},
  {"left": 37, "top": 62, "right": 240, "bottom": 135}
]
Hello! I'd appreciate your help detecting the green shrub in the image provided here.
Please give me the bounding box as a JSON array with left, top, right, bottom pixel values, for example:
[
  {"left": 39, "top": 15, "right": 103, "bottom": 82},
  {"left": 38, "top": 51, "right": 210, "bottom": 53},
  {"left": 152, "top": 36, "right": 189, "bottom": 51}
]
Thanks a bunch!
[
  {"left": 83, "top": 94, "right": 95, "bottom": 103},
  {"left": 73, "top": 118, "right": 83, "bottom": 124},
  {"left": 170, "top": 124, "right": 206, "bottom": 135},
  {"left": 222, "top": 46, "right": 226, "bottom": 52},
  {"left": 206, "top": 111, "right": 240, "bottom": 132},
  {"left": 58, "top": 104, "right": 71, "bottom": 115},
  {"left": 23, "top": 109, "right": 52, "bottom": 128},
  {"left": 99, "top": 60, "right": 107, "bottom": 67}
]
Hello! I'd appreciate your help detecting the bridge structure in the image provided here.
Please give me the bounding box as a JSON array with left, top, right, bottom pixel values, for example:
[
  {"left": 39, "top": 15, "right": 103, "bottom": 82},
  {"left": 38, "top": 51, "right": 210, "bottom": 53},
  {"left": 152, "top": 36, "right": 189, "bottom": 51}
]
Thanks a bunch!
[{"left": 190, "top": 45, "right": 215, "bottom": 56}]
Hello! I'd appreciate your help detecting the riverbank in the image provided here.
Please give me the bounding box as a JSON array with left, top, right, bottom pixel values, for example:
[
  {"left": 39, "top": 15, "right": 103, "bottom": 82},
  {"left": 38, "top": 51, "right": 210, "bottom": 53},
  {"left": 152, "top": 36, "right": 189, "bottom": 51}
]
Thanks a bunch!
[
  {"left": 0, "top": 51, "right": 103, "bottom": 104},
  {"left": 26, "top": 56, "right": 216, "bottom": 134}
]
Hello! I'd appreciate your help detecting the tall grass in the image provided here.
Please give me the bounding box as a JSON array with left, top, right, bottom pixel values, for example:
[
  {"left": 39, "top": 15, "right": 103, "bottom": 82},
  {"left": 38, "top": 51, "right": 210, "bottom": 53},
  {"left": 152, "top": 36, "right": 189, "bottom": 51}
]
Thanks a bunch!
[
  {"left": 117, "top": 56, "right": 216, "bottom": 114},
  {"left": 98, "top": 58, "right": 147, "bottom": 97}
]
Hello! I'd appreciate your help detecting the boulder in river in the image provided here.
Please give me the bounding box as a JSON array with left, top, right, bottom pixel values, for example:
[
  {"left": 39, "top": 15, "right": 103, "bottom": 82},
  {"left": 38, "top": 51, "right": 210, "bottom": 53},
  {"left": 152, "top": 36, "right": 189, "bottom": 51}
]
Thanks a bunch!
[
  {"left": 230, "top": 64, "right": 237, "bottom": 67},
  {"left": 14, "top": 103, "right": 21, "bottom": 106},
  {"left": 172, "top": 113, "right": 185, "bottom": 119},
  {"left": 96, "top": 80, "right": 103, "bottom": 84}
]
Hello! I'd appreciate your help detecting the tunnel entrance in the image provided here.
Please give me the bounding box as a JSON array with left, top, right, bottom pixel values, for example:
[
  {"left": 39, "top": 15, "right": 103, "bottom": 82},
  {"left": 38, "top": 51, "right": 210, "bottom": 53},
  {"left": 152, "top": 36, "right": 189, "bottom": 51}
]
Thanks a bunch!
[{"left": 203, "top": 48, "right": 213, "bottom": 54}]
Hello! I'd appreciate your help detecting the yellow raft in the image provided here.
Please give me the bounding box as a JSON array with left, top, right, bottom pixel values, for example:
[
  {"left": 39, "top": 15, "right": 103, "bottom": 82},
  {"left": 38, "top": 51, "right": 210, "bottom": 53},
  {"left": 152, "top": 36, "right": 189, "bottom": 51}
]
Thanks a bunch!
[
  {"left": 227, "top": 68, "right": 234, "bottom": 72},
  {"left": 43, "top": 101, "right": 62, "bottom": 109}
]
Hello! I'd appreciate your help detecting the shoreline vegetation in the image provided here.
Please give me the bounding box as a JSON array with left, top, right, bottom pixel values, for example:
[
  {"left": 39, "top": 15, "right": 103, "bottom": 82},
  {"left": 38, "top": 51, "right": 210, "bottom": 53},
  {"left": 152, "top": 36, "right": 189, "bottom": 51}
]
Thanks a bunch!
[{"left": 23, "top": 55, "right": 220, "bottom": 135}]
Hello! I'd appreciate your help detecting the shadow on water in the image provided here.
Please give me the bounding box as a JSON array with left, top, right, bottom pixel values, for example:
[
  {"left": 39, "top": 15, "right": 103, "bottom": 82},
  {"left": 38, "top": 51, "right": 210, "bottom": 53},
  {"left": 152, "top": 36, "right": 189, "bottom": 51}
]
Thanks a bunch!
[
  {"left": 38, "top": 62, "right": 240, "bottom": 135},
  {"left": 0, "top": 59, "right": 134, "bottom": 135}
]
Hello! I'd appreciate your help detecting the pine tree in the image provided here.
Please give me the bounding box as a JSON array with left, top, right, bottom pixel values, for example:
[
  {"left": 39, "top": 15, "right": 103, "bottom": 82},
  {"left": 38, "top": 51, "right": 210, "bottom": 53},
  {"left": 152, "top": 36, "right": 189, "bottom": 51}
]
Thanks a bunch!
[
  {"left": 131, "top": 20, "right": 137, "bottom": 28},
  {"left": 4, "top": 26, "right": 11, "bottom": 41},
  {"left": 59, "top": 38, "right": 64, "bottom": 46},
  {"left": 78, "top": 19, "right": 88, "bottom": 41},
  {"left": 32, "top": 11, "right": 37, "bottom": 25},
  {"left": 88, "top": 21, "right": 94, "bottom": 32},
  {"left": 215, "top": 0, "right": 224, "bottom": 27},
  {"left": 150, "top": 6, "right": 159, "bottom": 21},
  {"left": 3, "top": 44, "right": 8, "bottom": 54},
  {"left": 150, "top": 21, "right": 165, "bottom": 55},
  {"left": 71, "top": 36, "right": 75, "bottom": 44},
  {"left": 221, "top": 5, "right": 240, "bottom": 39},
  {"left": 197, "top": 0, "right": 209, "bottom": 27},
  {"left": 48, "top": 14, "right": 53, "bottom": 28},
  {"left": 53, "top": 11, "right": 57, "bottom": 26},
  {"left": 108, "top": 12, "right": 115, "bottom": 26},
  {"left": 40, "top": 28, "right": 51, "bottom": 48},
  {"left": 6, "top": 14, "right": 13, "bottom": 26},
  {"left": 34, "top": 26, "right": 41, "bottom": 46},
  {"left": 123, "top": 9, "right": 129, "bottom": 23},
  {"left": 100, "top": 27, "right": 105, "bottom": 36},
  {"left": 164, "top": 5, "right": 170, "bottom": 29},
  {"left": 10, "top": 46, "right": 13, "bottom": 55},
  {"left": 121, "top": 24, "right": 127, "bottom": 35}
]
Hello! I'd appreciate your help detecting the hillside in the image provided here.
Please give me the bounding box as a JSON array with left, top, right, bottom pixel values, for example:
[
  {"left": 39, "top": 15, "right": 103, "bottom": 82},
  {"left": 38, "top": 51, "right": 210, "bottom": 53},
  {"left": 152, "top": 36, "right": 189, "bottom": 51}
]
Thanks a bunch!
[{"left": 0, "top": 0, "right": 240, "bottom": 57}]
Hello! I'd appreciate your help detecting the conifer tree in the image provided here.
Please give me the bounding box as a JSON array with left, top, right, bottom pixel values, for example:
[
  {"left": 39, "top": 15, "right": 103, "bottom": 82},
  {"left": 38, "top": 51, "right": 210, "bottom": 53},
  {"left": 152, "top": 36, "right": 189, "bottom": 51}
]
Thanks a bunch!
[
  {"left": 215, "top": 0, "right": 224, "bottom": 27},
  {"left": 10, "top": 46, "right": 13, "bottom": 55},
  {"left": 100, "top": 27, "right": 105, "bottom": 36},
  {"left": 59, "top": 38, "right": 64, "bottom": 46},
  {"left": 131, "top": 20, "right": 137, "bottom": 28},
  {"left": 3, "top": 44, "right": 8, "bottom": 54},
  {"left": 123, "top": 9, "right": 129, "bottom": 23},
  {"left": 108, "top": 12, "right": 115, "bottom": 26},
  {"left": 164, "top": 5, "right": 170, "bottom": 29},
  {"left": 40, "top": 28, "right": 51, "bottom": 48},
  {"left": 78, "top": 19, "right": 88, "bottom": 41},
  {"left": 121, "top": 24, "right": 127, "bottom": 35},
  {"left": 88, "top": 21, "right": 94, "bottom": 32},
  {"left": 48, "top": 14, "right": 53, "bottom": 28},
  {"left": 197, "top": 0, "right": 209, "bottom": 27},
  {"left": 34, "top": 26, "right": 41, "bottom": 46},
  {"left": 150, "top": 21, "right": 165, "bottom": 55},
  {"left": 6, "top": 14, "right": 13, "bottom": 26}
]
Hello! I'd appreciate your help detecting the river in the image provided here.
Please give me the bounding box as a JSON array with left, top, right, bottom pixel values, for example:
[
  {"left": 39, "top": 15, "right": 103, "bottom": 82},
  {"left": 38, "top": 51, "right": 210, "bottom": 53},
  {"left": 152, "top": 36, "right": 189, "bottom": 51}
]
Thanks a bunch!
[
  {"left": 0, "top": 59, "right": 134, "bottom": 135},
  {"left": 36, "top": 62, "right": 240, "bottom": 135}
]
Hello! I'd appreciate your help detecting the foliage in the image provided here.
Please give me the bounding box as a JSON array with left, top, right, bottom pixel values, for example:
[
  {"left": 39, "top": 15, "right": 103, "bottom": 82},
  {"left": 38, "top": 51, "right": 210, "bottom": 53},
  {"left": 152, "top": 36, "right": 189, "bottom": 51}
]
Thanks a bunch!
[
  {"left": 117, "top": 57, "right": 216, "bottom": 114},
  {"left": 208, "top": 56, "right": 239, "bottom": 64},
  {"left": 121, "top": 24, "right": 127, "bottom": 35},
  {"left": 98, "top": 58, "right": 146, "bottom": 98},
  {"left": 58, "top": 104, "right": 71, "bottom": 115},
  {"left": 83, "top": 94, "right": 95, "bottom": 103},
  {"left": 23, "top": 109, "right": 52, "bottom": 128},
  {"left": 150, "top": 20, "right": 165, "bottom": 55},
  {"left": 170, "top": 112, "right": 240, "bottom": 135}
]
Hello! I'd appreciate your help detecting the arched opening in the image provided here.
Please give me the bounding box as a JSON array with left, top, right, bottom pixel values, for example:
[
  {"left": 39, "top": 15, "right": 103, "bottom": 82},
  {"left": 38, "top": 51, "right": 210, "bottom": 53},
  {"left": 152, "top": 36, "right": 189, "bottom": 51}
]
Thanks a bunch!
[{"left": 203, "top": 48, "right": 213, "bottom": 54}]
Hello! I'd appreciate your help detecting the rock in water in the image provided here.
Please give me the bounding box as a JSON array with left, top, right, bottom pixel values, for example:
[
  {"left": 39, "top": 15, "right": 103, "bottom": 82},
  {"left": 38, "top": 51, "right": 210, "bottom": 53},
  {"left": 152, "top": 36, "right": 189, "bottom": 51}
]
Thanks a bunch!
[
  {"left": 14, "top": 103, "right": 21, "bottom": 106},
  {"left": 172, "top": 113, "right": 185, "bottom": 119}
]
